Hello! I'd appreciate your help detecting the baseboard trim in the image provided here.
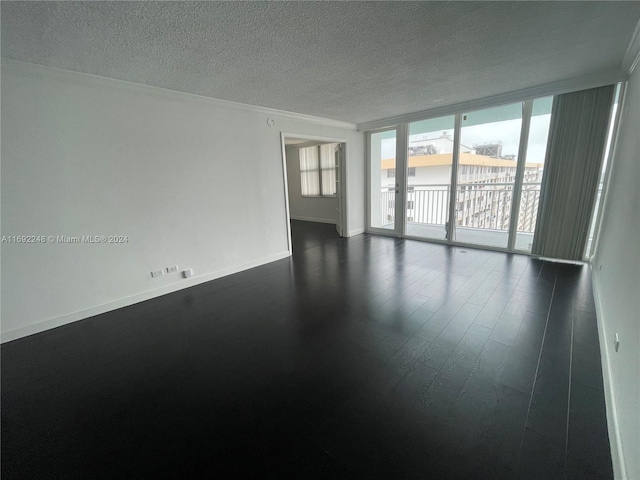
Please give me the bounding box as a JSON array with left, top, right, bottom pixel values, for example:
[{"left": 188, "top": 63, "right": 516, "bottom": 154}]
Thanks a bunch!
[
  {"left": 289, "top": 216, "right": 336, "bottom": 224},
  {"left": 348, "top": 227, "right": 365, "bottom": 237},
  {"left": 591, "top": 265, "right": 627, "bottom": 480},
  {"left": 1, "top": 251, "right": 291, "bottom": 344}
]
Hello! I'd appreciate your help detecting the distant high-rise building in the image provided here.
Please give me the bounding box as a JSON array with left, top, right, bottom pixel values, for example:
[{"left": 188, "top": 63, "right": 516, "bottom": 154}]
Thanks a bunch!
[{"left": 379, "top": 145, "right": 543, "bottom": 233}]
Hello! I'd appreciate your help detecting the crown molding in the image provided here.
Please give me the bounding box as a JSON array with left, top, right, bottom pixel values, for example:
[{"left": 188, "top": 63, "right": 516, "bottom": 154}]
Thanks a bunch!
[
  {"left": 357, "top": 68, "right": 626, "bottom": 132},
  {"left": 1, "top": 58, "right": 358, "bottom": 131}
]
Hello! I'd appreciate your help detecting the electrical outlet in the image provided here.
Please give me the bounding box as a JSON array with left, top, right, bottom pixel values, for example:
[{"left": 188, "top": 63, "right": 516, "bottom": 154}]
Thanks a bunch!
[
  {"left": 166, "top": 265, "right": 178, "bottom": 274},
  {"left": 151, "top": 270, "right": 163, "bottom": 278},
  {"left": 614, "top": 333, "right": 620, "bottom": 352}
]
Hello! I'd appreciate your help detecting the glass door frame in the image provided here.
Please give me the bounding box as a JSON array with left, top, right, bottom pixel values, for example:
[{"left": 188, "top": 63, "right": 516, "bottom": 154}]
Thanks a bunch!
[
  {"left": 448, "top": 101, "right": 534, "bottom": 252},
  {"left": 368, "top": 100, "right": 539, "bottom": 254},
  {"left": 445, "top": 114, "right": 462, "bottom": 243},
  {"left": 366, "top": 125, "right": 408, "bottom": 238},
  {"left": 507, "top": 99, "right": 533, "bottom": 251}
]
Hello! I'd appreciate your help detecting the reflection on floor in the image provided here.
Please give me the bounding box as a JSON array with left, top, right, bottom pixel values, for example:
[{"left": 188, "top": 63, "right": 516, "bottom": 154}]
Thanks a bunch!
[
  {"left": 404, "top": 222, "right": 534, "bottom": 250},
  {"left": 1, "top": 220, "right": 612, "bottom": 479}
]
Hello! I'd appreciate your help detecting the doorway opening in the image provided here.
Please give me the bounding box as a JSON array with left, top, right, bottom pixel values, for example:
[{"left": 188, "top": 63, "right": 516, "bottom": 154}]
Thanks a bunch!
[{"left": 281, "top": 133, "right": 348, "bottom": 253}]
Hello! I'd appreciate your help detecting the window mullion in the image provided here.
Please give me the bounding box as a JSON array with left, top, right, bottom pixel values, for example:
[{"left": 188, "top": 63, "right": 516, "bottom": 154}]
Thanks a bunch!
[
  {"left": 317, "top": 145, "right": 323, "bottom": 195},
  {"left": 447, "top": 114, "right": 462, "bottom": 242},
  {"left": 508, "top": 100, "right": 533, "bottom": 251}
]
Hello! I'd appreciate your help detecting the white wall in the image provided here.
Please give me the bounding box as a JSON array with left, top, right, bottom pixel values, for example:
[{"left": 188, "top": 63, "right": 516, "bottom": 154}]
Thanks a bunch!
[
  {"left": 285, "top": 145, "right": 337, "bottom": 224},
  {"left": 592, "top": 64, "right": 640, "bottom": 479},
  {"left": 0, "top": 59, "right": 365, "bottom": 341}
]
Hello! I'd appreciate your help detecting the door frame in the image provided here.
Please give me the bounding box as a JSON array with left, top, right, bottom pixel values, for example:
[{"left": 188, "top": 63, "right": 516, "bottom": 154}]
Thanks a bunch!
[
  {"left": 280, "top": 132, "right": 349, "bottom": 254},
  {"left": 334, "top": 143, "right": 345, "bottom": 237},
  {"left": 366, "top": 125, "right": 408, "bottom": 238}
]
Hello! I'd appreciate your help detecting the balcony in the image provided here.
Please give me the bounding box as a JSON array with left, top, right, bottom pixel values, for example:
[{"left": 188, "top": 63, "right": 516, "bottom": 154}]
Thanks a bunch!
[{"left": 379, "top": 183, "right": 541, "bottom": 251}]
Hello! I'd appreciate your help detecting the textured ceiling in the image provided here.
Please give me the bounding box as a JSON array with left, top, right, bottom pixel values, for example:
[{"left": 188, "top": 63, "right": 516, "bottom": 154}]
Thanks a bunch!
[{"left": 2, "top": 2, "right": 639, "bottom": 125}]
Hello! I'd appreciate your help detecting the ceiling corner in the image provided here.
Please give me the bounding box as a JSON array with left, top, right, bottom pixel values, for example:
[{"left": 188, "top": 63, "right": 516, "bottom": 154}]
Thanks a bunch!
[{"left": 622, "top": 18, "right": 640, "bottom": 75}]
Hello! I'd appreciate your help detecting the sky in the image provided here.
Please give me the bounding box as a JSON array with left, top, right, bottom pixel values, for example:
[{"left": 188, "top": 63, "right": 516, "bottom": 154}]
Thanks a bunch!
[{"left": 380, "top": 113, "right": 552, "bottom": 164}]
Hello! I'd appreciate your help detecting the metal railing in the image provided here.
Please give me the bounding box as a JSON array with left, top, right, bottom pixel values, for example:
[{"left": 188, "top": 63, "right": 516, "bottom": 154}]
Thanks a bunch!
[
  {"left": 454, "top": 184, "right": 513, "bottom": 231},
  {"left": 381, "top": 183, "right": 542, "bottom": 233},
  {"left": 517, "top": 184, "right": 542, "bottom": 233},
  {"left": 380, "top": 189, "right": 396, "bottom": 225},
  {"left": 407, "top": 184, "right": 450, "bottom": 225}
]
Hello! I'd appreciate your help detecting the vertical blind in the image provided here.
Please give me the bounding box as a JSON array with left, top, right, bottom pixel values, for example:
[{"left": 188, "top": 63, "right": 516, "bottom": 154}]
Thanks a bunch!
[
  {"left": 299, "top": 146, "right": 320, "bottom": 196},
  {"left": 532, "top": 84, "right": 615, "bottom": 260},
  {"left": 320, "top": 144, "right": 337, "bottom": 196},
  {"left": 300, "top": 144, "right": 337, "bottom": 197}
]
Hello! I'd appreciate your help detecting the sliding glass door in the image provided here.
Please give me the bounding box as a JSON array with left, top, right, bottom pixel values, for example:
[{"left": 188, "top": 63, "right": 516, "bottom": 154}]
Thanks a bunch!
[
  {"left": 367, "top": 94, "right": 563, "bottom": 254},
  {"left": 367, "top": 87, "right": 619, "bottom": 258},
  {"left": 405, "top": 116, "right": 456, "bottom": 241},
  {"left": 513, "top": 97, "right": 552, "bottom": 252},
  {"left": 453, "top": 102, "right": 523, "bottom": 249}
]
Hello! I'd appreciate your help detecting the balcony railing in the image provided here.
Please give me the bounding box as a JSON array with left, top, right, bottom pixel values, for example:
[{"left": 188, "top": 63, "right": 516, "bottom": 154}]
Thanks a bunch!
[{"left": 380, "top": 183, "right": 542, "bottom": 233}]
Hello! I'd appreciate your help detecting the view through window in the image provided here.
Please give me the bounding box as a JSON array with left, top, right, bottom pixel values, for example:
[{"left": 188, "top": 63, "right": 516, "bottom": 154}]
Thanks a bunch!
[
  {"left": 370, "top": 130, "right": 397, "bottom": 229},
  {"left": 514, "top": 97, "right": 552, "bottom": 252},
  {"left": 404, "top": 116, "right": 455, "bottom": 240},
  {"left": 368, "top": 87, "right": 618, "bottom": 255},
  {"left": 370, "top": 96, "right": 554, "bottom": 251},
  {"left": 300, "top": 144, "right": 337, "bottom": 197},
  {"left": 453, "top": 102, "right": 524, "bottom": 249}
]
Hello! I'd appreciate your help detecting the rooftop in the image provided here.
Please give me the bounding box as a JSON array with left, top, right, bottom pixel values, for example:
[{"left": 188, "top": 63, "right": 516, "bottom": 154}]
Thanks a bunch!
[{"left": 381, "top": 152, "right": 543, "bottom": 169}]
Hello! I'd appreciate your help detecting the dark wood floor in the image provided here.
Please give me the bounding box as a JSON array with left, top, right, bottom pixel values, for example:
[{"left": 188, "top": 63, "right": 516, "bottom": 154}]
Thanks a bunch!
[{"left": 2, "top": 221, "right": 613, "bottom": 479}]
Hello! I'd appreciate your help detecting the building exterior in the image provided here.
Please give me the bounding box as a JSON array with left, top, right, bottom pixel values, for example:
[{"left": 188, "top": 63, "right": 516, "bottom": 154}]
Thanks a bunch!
[{"left": 380, "top": 132, "right": 543, "bottom": 233}]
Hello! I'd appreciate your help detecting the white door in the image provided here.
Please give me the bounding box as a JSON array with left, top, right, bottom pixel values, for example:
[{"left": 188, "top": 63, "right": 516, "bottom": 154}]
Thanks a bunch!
[{"left": 335, "top": 143, "right": 344, "bottom": 237}]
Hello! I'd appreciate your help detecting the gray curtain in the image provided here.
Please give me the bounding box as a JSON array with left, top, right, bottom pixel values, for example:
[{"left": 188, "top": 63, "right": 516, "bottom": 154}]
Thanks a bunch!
[{"left": 531, "top": 85, "right": 615, "bottom": 260}]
